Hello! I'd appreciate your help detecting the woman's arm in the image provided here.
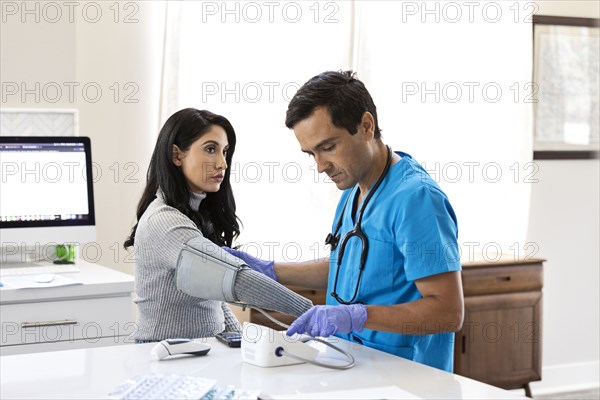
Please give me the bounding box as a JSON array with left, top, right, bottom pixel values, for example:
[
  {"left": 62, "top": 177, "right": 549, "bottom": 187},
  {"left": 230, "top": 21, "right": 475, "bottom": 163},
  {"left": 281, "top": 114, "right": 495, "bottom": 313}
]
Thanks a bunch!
[
  {"left": 234, "top": 269, "right": 313, "bottom": 317},
  {"left": 146, "top": 206, "right": 314, "bottom": 318},
  {"left": 221, "top": 303, "right": 242, "bottom": 333}
]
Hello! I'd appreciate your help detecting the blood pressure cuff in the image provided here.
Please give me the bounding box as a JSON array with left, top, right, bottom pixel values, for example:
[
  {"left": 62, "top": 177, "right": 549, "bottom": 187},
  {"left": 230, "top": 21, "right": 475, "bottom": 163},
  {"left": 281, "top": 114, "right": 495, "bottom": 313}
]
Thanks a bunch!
[{"left": 175, "top": 236, "right": 245, "bottom": 303}]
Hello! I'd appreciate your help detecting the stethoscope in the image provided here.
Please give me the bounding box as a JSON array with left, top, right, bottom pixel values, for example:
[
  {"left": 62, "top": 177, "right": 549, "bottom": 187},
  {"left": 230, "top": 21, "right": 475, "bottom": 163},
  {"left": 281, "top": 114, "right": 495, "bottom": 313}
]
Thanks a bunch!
[{"left": 326, "top": 146, "right": 393, "bottom": 305}]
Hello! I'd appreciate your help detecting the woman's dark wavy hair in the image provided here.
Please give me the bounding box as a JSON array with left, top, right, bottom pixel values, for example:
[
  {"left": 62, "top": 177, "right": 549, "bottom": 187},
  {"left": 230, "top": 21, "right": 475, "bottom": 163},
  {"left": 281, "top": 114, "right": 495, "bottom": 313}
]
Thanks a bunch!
[
  {"left": 285, "top": 70, "right": 381, "bottom": 139},
  {"left": 124, "top": 108, "right": 240, "bottom": 249}
]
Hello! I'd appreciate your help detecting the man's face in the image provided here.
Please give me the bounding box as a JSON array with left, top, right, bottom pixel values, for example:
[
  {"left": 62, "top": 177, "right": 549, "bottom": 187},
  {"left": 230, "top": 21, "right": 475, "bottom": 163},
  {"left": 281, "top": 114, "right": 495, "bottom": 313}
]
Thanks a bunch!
[{"left": 293, "top": 106, "right": 372, "bottom": 191}]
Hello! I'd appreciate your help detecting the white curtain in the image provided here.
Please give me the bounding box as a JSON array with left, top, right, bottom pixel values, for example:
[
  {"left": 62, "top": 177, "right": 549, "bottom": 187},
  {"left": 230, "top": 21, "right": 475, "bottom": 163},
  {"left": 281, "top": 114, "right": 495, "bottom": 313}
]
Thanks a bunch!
[
  {"left": 356, "top": 1, "right": 534, "bottom": 261},
  {"left": 160, "top": 1, "right": 355, "bottom": 261},
  {"left": 160, "top": 1, "right": 533, "bottom": 263}
]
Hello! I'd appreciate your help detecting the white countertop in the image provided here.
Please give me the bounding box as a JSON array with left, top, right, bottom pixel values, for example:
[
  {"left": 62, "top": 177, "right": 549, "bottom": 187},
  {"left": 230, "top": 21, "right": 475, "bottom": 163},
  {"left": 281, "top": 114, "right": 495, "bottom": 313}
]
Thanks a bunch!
[
  {"left": 0, "top": 261, "right": 134, "bottom": 304},
  {"left": 0, "top": 336, "right": 527, "bottom": 399}
]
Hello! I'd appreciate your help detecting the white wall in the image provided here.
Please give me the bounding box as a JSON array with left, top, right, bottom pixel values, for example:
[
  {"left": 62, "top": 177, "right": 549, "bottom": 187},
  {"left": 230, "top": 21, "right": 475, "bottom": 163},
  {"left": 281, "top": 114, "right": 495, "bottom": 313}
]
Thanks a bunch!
[
  {"left": 527, "top": 160, "right": 600, "bottom": 394},
  {"left": 1, "top": 2, "right": 165, "bottom": 273},
  {"left": 536, "top": 0, "right": 600, "bottom": 18},
  {"left": 526, "top": 0, "right": 600, "bottom": 395},
  {"left": 73, "top": 3, "right": 164, "bottom": 273}
]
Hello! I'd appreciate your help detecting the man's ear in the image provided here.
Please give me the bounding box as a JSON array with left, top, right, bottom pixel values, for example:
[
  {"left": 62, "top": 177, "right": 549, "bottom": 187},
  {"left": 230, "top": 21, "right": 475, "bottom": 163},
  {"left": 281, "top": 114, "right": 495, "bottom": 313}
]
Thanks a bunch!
[
  {"left": 359, "top": 112, "right": 375, "bottom": 140},
  {"left": 172, "top": 144, "right": 183, "bottom": 166}
]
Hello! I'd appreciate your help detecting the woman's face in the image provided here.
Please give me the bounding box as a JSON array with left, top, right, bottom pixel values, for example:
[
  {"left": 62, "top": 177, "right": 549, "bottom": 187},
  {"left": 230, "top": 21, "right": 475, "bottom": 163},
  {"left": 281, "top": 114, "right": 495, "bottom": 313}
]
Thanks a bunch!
[{"left": 172, "top": 124, "right": 229, "bottom": 193}]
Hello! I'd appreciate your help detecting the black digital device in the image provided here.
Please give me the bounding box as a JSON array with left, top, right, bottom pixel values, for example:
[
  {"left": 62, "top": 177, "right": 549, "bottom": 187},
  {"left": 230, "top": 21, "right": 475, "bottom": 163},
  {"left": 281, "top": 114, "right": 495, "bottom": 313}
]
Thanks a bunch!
[{"left": 215, "top": 332, "right": 242, "bottom": 348}]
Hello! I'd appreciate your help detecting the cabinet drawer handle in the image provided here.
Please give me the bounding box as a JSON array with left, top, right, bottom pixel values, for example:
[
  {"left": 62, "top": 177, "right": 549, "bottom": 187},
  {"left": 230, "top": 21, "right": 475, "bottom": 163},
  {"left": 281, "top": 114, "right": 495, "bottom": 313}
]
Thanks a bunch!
[
  {"left": 496, "top": 276, "right": 511, "bottom": 282},
  {"left": 21, "top": 319, "right": 78, "bottom": 328}
]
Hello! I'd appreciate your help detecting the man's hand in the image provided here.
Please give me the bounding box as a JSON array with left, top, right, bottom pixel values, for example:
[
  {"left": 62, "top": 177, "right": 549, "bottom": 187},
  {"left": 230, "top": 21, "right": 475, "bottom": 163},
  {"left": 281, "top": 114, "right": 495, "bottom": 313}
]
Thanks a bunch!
[
  {"left": 222, "top": 247, "right": 277, "bottom": 281},
  {"left": 286, "top": 304, "right": 367, "bottom": 337}
]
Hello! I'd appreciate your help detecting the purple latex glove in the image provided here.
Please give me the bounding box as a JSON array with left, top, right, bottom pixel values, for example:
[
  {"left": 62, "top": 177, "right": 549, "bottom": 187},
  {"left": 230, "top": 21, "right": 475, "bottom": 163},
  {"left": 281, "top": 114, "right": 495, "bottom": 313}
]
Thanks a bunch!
[
  {"left": 286, "top": 304, "right": 367, "bottom": 338},
  {"left": 222, "top": 246, "right": 277, "bottom": 281}
]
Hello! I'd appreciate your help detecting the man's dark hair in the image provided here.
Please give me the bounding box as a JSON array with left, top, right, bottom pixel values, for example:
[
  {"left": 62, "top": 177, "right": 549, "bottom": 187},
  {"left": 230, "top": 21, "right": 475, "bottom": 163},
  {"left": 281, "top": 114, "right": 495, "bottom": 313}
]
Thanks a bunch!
[{"left": 285, "top": 70, "right": 381, "bottom": 139}]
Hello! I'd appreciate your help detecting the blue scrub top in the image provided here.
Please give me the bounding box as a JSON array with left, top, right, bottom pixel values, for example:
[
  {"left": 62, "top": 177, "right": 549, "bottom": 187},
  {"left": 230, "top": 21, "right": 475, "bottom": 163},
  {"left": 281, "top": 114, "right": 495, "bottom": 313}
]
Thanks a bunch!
[{"left": 326, "top": 152, "right": 461, "bottom": 372}]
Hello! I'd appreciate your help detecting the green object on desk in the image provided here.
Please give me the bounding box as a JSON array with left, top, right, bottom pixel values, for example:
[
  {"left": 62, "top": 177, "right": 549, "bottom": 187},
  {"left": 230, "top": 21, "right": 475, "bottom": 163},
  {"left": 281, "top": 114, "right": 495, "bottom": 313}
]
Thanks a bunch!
[{"left": 55, "top": 244, "right": 75, "bottom": 264}]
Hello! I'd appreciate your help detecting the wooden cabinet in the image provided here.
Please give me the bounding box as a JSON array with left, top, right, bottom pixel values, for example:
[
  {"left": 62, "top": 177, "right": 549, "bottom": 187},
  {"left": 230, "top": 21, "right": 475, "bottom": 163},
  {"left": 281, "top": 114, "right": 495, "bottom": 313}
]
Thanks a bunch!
[{"left": 454, "top": 257, "right": 544, "bottom": 397}]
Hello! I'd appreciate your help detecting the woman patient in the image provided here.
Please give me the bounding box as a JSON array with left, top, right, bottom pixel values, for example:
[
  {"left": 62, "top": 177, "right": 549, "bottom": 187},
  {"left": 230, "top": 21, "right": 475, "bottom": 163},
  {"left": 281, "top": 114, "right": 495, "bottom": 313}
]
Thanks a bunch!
[{"left": 124, "top": 108, "right": 311, "bottom": 342}]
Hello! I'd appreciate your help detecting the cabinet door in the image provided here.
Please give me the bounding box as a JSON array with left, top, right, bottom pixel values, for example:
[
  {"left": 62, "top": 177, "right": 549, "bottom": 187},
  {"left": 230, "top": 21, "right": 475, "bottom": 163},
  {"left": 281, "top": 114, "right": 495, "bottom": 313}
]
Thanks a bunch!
[
  {"left": 454, "top": 291, "right": 542, "bottom": 389},
  {"left": 1, "top": 295, "right": 134, "bottom": 352}
]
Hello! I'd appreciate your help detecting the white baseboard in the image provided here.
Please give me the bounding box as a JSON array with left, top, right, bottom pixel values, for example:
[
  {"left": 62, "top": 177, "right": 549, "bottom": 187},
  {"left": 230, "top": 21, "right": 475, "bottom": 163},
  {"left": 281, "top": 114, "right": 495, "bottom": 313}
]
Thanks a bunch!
[{"left": 517, "top": 361, "right": 600, "bottom": 396}]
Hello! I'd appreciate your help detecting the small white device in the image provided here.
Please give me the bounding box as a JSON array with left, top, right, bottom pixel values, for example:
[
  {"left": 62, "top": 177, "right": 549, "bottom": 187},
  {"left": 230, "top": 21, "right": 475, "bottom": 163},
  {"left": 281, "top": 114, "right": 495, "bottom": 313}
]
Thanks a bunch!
[
  {"left": 150, "top": 339, "right": 211, "bottom": 361},
  {"left": 241, "top": 323, "right": 319, "bottom": 367}
]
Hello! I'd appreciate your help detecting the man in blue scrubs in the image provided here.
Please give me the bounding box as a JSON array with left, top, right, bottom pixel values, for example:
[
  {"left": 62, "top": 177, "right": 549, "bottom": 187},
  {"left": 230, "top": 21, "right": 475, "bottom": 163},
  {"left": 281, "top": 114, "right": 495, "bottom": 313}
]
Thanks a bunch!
[{"left": 227, "top": 71, "right": 464, "bottom": 372}]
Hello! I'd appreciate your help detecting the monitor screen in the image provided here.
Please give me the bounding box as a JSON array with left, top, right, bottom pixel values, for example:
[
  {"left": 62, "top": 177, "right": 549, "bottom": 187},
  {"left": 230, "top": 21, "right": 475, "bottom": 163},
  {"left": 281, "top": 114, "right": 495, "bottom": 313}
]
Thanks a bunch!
[{"left": 0, "top": 136, "right": 96, "bottom": 250}]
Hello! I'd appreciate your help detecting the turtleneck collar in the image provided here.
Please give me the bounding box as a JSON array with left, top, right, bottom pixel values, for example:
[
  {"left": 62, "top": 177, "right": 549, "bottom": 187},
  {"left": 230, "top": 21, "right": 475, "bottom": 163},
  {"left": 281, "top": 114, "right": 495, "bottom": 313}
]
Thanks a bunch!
[
  {"left": 156, "top": 188, "right": 207, "bottom": 210},
  {"left": 189, "top": 191, "right": 207, "bottom": 210}
]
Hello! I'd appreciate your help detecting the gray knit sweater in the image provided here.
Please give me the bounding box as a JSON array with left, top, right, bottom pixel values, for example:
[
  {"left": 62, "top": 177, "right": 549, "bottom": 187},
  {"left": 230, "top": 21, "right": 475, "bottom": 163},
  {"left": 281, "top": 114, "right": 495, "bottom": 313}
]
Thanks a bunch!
[{"left": 134, "top": 190, "right": 312, "bottom": 341}]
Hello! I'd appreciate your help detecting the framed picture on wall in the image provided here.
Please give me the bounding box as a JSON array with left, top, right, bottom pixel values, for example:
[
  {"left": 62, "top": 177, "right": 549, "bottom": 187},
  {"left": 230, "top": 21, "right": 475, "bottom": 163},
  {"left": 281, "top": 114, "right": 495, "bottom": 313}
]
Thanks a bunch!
[
  {"left": 0, "top": 108, "right": 79, "bottom": 137},
  {"left": 533, "top": 15, "right": 599, "bottom": 160}
]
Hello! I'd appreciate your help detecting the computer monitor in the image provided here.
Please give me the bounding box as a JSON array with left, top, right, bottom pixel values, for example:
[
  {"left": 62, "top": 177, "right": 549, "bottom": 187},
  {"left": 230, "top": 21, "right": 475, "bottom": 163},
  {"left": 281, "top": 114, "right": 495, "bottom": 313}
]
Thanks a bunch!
[{"left": 0, "top": 136, "right": 96, "bottom": 259}]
